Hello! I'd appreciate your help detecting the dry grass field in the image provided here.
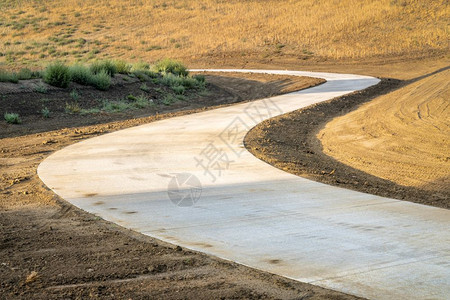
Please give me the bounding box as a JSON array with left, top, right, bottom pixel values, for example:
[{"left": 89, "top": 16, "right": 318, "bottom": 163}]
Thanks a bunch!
[{"left": 0, "top": 0, "right": 448, "bottom": 69}]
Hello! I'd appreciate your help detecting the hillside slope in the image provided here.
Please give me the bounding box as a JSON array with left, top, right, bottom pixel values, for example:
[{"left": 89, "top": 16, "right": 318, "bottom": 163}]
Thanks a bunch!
[
  {"left": 319, "top": 69, "right": 449, "bottom": 193},
  {"left": 0, "top": 0, "right": 448, "bottom": 68}
]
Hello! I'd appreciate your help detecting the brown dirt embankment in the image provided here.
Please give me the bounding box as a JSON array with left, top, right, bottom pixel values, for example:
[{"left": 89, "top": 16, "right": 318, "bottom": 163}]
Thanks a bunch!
[
  {"left": 319, "top": 69, "right": 449, "bottom": 194},
  {"left": 245, "top": 69, "right": 449, "bottom": 209}
]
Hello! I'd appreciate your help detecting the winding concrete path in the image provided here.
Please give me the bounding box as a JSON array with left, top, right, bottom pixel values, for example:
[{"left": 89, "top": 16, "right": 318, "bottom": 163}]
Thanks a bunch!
[{"left": 38, "top": 70, "right": 450, "bottom": 299}]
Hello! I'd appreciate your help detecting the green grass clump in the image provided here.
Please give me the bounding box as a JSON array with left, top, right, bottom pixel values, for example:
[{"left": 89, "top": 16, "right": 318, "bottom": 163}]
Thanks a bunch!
[
  {"left": 193, "top": 74, "right": 206, "bottom": 84},
  {"left": 131, "top": 61, "right": 150, "bottom": 71},
  {"left": 113, "top": 60, "right": 131, "bottom": 74},
  {"left": 133, "top": 95, "right": 154, "bottom": 108},
  {"left": 34, "top": 82, "right": 48, "bottom": 93},
  {"left": 89, "top": 70, "right": 111, "bottom": 90},
  {"left": 90, "top": 60, "right": 117, "bottom": 76},
  {"left": 41, "top": 107, "right": 50, "bottom": 118},
  {"left": 65, "top": 102, "right": 81, "bottom": 114},
  {"left": 162, "top": 94, "right": 179, "bottom": 105},
  {"left": 0, "top": 70, "right": 19, "bottom": 83},
  {"left": 17, "top": 68, "right": 33, "bottom": 80},
  {"left": 140, "top": 83, "right": 150, "bottom": 92},
  {"left": 132, "top": 69, "right": 159, "bottom": 81},
  {"left": 43, "top": 62, "right": 71, "bottom": 88},
  {"left": 69, "top": 64, "right": 92, "bottom": 85},
  {"left": 172, "top": 85, "right": 185, "bottom": 95},
  {"left": 101, "top": 99, "right": 131, "bottom": 112},
  {"left": 160, "top": 73, "right": 205, "bottom": 90},
  {"left": 4, "top": 112, "right": 21, "bottom": 124},
  {"left": 152, "top": 58, "right": 188, "bottom": 76}
]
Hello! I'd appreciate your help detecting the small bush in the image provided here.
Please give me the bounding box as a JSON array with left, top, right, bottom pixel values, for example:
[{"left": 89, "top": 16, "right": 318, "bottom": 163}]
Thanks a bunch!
[
  {"left": 140, "top": 83, "right": 150, "bottom": 92},
  {"left": 160, "top": 73, "right": 204, "bottom": 90},
  {"left": 65, "top": 102, "right": 81, "bottom": 114},
  {"left": 70, "top": 89, "right": 79, "bottom": 101},
  {"left": 0, "top": 70, "right": 18, "bottom": 83},
  {"left": 127, "top": 94, "right": 137, "bottom": 101},
  {"left": 133, "top": 69, "right": 158, "bottom": 81},
  {"left": 4, "top": 112, "right": 21, "bottom": 124},
  {"left": 180, "top": 76, "right": 202, "bottom": 89},
  {"left": 172, "top": 85, "right": 185, "bottom": 95},
  {"left": 34, "top": 82, "right": 48, "bottom": 93},
  {"left": 162, "top": 94, "right": 178, "bottom": 106},
  {"left": 193, "top": 74, "right": 206, "bottom": 83},
  {"left": 41, "top": 107, "right": 50, "bottom": 118},
  {"left": 160, "top": 73, "right": 184, "bottom": 87},
  {"left": 90, "top": 60, "right": 117, "bottom": 76},
  {"left": 134, "top": 95, "right": 154, "bottom": 108},
  {"left": 101, "top": 100, "right": 131, "bottom": 112},
  {"left": 17, "top": 68, "right": 33, "bottom": 80},
  {"left": 89, "top": 70, "right": 111, "bottom": 90},
  {"left": 131, "top": 61, "right": 150, "bottom": 71},
  {"left": 44, "top": 62, "right": 71, "bottom": 88},
  {"left": 69, "top": 64, "right": 92, "bottom": 85},
  {"left": 152, "top": 58, "right": 188, "bottom": 76},
  {"left": 113, "top": 60, "right": 131, "bottom": 74}
]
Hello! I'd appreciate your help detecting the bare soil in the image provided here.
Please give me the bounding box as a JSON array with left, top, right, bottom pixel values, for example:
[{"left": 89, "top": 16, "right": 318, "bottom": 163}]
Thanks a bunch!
[
  {"left": 319, "top": 68, "right": 449, "bottom": 194},
  {"left": 1, "top": 74, "right": 359, "bottom": 300}
]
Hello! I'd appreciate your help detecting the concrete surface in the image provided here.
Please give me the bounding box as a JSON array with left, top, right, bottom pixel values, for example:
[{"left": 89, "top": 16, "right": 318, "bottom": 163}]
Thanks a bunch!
[{"left": 38, "top": 70, "right": 450, "bottom": 299}]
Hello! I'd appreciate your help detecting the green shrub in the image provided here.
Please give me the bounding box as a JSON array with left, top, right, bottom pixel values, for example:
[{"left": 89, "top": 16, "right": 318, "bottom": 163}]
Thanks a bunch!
[
  {"left": 101, "top": 100, "right": 131, "bottom": 112},
  {"left": 65, "top": 102, "right": 81, "bottom": 114},
  {"left": 193, "top": 74, "right": 206, "bottom": 83},
  {"left": 160, "top": 73, "right": 204, "bottom": 90},
  {"left": 41, "top": 107, "right": 50, "bottom": 118},
  {"left": 127, "top": 94, "right": 137, "bottom": 101},
  {"left": 113, "top": 60, "right": 131, "bottom": 74},
  {"left": 34, "top": 82, "right": 48, "bottom": 93},
  {"left": 134, "top": 95, "right": 154, "bottom": 108},
  {"left": 70, "top": 89, "right": 79, "bottom": 101},
  {"left": 69, "top": 64, "right": 92, "bottom": 85},
  {"left": 152, "top": 58, "right": 188, "bottom": 76},
  {"left": 43, "top": 62, "right": 71, "bottom": 88},
  {"left": 17, "top": 68, "right": 33, "bottom": 80},
  {"left": 160, "top": 73, "right": 184, "bottom": 87},
  {"left": 4, "top": 112, "right": 21, "bottom": 124},
  {"left": 131, "top": 61, "right": 150, "bottom": 71},
  {"left": 89, "top": 70, "right": 111, "bottom": 90},
  {"left": 140, "top": 83, "right": 150, "bottom": 92},
  {"left": 180, "top": 76, "right": 203, "bottom": 89},
  {"left": 90, "top": 60, "right": 117, "bottom": 76},
  {"left": 0, "top": 70, "right": 19, "bottom": 83},
  {"left": 162, "top": 94, "right": 178, "bottom": 105},
  {"left": 172, "top": 85, "right": 185, "bottom": 95}
]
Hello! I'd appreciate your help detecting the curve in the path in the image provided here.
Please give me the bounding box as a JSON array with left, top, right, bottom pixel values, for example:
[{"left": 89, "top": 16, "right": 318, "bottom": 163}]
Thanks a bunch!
[{"left": 38, "top": 70, "right": 450, "bottom": 300}]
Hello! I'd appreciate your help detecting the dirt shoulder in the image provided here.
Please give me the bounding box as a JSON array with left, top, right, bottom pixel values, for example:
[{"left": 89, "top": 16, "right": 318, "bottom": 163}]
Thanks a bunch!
[
  {"left": 245, "top": 74, "right": 449, "bottom": 209},
  {"left": 1, "top": 74, "right": 358, "bottom": 299}
]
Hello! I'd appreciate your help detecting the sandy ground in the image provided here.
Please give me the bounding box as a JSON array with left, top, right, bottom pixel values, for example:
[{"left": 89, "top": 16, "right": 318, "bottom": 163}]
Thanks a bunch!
[
  {"left": 319, "top": 68, "right": 449, "bottom": 193},
  {"left": 1, "top": 74, "right": 356, "bottom": 299}
]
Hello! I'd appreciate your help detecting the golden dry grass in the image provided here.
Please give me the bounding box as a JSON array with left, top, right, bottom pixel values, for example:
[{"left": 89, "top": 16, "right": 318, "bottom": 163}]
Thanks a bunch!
[
  {"left": 0, "top": 0, "right": 448, "bottom": 68},
  {"left": 319, "top": 69, "right": 450, "bottom": 191}
]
